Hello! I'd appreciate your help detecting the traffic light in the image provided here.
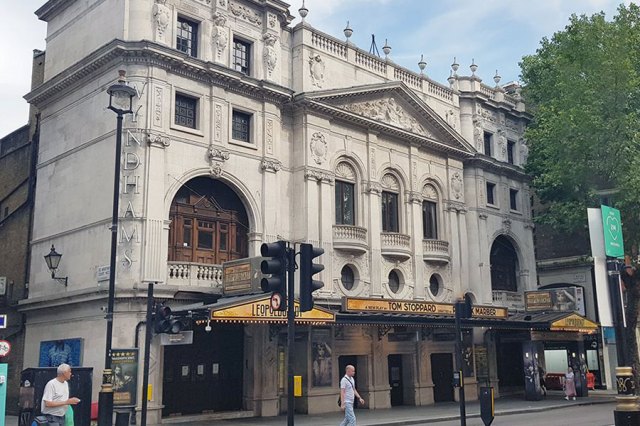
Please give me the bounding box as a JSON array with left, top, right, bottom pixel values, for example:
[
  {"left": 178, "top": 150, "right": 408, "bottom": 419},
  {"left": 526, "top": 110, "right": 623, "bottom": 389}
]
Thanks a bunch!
[
  {"left": 260, "top": 241, "right": 287, "bottom": 311},
  {"left": 153, "top": 304, "right": 184, "bottom": 334},
  {"left": 299, "top": 243, "right": 324, "bottom": 312}
]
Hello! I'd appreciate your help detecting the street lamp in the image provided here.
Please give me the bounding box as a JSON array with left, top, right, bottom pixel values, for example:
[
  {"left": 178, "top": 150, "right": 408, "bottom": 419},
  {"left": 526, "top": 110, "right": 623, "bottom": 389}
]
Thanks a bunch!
[
  {"left": 98, "top": 70, "right": 136, "bottom": 426},
  {"left": 43, "top": 245, "right": 68, "bottom": 286}
]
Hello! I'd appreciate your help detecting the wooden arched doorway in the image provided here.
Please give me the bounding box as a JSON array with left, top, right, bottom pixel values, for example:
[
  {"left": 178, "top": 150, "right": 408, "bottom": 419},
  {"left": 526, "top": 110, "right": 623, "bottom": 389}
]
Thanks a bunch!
[{"left": 168, "top": 177, "right": 249, "bottom": 264}]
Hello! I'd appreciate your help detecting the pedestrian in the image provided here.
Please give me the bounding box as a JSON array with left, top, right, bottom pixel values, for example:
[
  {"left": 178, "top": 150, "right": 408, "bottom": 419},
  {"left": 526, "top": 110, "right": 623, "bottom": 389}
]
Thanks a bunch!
[
  {"left": 41, "top": 363, "right": 80, "bottom": 426},
  {"left": 538, "top": 365, "right": 547, "bottom": 396},
  {"left": 339, "top": 365, "right": 365, "bottom": 426},
  {"left": 564, "top": 366, "right": 576, "bottom": 400}
]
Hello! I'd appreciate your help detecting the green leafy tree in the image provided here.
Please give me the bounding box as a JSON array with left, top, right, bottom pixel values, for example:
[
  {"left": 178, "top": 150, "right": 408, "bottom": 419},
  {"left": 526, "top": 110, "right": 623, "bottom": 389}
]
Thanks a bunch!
[{"left": 521, "top": 4, "right": 640, "bottom": 387}]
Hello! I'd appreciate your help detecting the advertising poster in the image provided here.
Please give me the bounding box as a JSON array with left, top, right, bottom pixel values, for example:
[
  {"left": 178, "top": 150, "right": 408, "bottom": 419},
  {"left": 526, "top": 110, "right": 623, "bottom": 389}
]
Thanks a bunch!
[
  {"left": 112, "top": 348, "right": 139, "bottom": 407},
  {"left": 311, "top": 329, "right": 332, "bottom": 387},
  {"left": 38, "top": 339, "right": 83, "bottom": 367}
]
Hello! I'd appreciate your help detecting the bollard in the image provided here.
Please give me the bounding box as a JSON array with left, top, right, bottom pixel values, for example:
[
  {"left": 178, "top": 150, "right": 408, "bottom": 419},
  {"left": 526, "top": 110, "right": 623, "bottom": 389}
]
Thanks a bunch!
[{"left": 613, "top": 367, "right": 640, "bottom": 426}]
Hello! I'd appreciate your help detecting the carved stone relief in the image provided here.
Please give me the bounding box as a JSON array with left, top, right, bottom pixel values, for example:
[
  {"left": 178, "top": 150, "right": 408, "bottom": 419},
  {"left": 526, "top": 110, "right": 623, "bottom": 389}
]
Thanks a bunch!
[
  {"left": 152, "top": 0, "right": 171, "bottom": 45},
  {"left": 146, "top": 131, "right": 170, "bottom": 148},
  {"left": 472, "top": 115, "right": 483, "bottom": 151},
  {"left": 261, "top": 158, "right": 282, "bottom": 173},
  {"left": 268, "top": 12, "right": 277, "bottom": 28},
  {"left": 263, "top": 33, "right": 278, "bottom": 77},
  {"left": 153, "top": 86, "right": 163, "bottom": 128},
  {"left": 335, "top": 162, "right": 356, "bottom": 181},
  {"left": 382, "top": 258, "right": 414, "bottom": 299},
  {"left": 208, "top": 146, "right": 230, "bottom": 177},
  {"left": 229, "top": 2, "right": 262, "bottom": 26},
  {"left": 450, "top": 172, "right": 463, "bottom": 200},
  {"left": 310, "top": 132, "right": 328, "bottom": 165},
  {"left": 342, "top": 98, "right": 430, "bottom": 137},
  {"left": 506, "top": 118, "right": 519, "bottom": 133},
  {"left": 211, "top": 13, "right": 228, "bottom": 61},
  {"left": 381, "top": 173, "right": 399, "bottom": 191},
  {"left": 502, "top": 217, "right": 512, "bottom": 233},
  {"left": 304, "top": 168, "right": 334, "bottom": 183},
  {"left": 266, "top": 119, "right": 274, "bottom": 154},
  {"left": 214, "top": 103, "right": 222, "bottom": 142},
  {"left": 479, "top": 107, "right": 497, "bottom": 124},
  {"left": 370, "top": 148, "right": 376, "bottom": 178},
  {"left": 497, "top": 129, "right": 507, "bottom": 160},
  {"left": 422, "top": 184, "right": 438, "bottom": 200},
  {"left": 333, "top": 252, "right": 370, "bottom": 297},
  {"left": 309, "top": 54, "right": 325, "bottom": 88},
  {"left": 520, "top": 138, "right": 529, "bottom": 164}
]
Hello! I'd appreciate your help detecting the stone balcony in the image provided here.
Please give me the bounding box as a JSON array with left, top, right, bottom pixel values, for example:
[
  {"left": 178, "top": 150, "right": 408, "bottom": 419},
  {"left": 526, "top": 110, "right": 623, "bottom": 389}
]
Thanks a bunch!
[
  {"left": 422, "top": 239, "right": 450, "bottom": 263},
  {"left": 492, "top": 290, "right": 525, "bottom": 311},
  {"left": 333, "top": 225, "right": 368, "bottom": 254},
  {"left": 167, "top": 261, "right": 223, "bottom": 292},
  {"left": 381, "top": 232, "right": 412, "bottom": 260}
]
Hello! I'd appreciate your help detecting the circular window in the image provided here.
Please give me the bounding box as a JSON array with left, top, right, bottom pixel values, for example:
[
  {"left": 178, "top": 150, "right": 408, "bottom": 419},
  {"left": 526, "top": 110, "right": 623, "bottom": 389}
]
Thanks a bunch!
[
  {"left": 429, "top": 274, "right": 441, "bottom": 297},
  {"left": 341, "top": 266, "right": 355, "bottom": 290},
  {"left": 388, "top": 270, "right": 400, "bottom": 294}
]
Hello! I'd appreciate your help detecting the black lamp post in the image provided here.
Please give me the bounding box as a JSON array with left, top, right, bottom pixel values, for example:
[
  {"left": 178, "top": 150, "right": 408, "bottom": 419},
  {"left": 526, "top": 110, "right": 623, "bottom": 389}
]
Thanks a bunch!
[
  {"left": 44, "top": 244, "right": 68, "bottom": 286},
  {"left": 98, "top": 70, "right": 136, "bottom": 426}
]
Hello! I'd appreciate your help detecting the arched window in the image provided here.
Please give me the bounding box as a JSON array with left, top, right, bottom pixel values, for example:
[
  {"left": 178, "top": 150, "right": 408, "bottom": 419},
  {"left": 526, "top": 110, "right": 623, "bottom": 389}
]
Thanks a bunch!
[
  {"left": 335, "top": 162, "right": 357, "bottom": 225},
  {"left": 422, "top": 184, "right": 438, "bottom": 239},
  {"left": 169, "top": 177, "right": 249, "bottom": 264},
  {"left": 429, "top": 274, "right": 441, "bottom": 297},
  {"left": 381, "top": 173, "right": 400, "bottom": 233},
  {"left": 490, "top": 236, "right": 519, "bottom": 292},
  {"left": 341, "top": 265, "right": 355, "bottom": 290}
]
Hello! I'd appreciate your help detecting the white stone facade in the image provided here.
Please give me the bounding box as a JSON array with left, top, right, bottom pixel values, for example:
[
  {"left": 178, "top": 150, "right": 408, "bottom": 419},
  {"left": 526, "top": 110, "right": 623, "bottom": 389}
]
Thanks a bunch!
[{"left": 22, "top": 0, "right": 535, "bottom": 420}]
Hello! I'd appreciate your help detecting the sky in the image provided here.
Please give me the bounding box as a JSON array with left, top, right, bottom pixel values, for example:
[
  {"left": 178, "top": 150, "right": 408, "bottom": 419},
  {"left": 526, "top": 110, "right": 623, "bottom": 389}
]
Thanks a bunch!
[{"left": 0, "top": 0, "right": 630, "bottom": 138}]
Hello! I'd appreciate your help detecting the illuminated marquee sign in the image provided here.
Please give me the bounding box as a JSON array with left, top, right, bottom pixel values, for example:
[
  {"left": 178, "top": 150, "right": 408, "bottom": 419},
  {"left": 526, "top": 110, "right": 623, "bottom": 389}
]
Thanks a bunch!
[
  {"left": 550, "top": 313, "right": 598, "bottom": 333},
  {"left": 471, "top": 305, "right": 508, "bottom": 319},
  {"left": 342, "top": 297, "right": 455, "bottom": 316},
  {"left": 210, "top": 296, "right": 335, "bottom": 324}
]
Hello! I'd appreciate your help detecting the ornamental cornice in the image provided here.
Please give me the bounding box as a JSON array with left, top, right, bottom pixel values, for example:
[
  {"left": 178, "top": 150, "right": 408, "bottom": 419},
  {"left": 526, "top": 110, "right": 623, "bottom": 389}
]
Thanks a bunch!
[
  {"left": 464, "top": 155, "right": 530, "bottom": 181},
  {"left": 146, "top": 131, "right": 170, "bottom": 148},
  {"left": 304, "top": 167, "right": 334, "bottom": 183},
  {"left": 24, "top": 39, "right": 294, "bottom": 108},
  {"left": 261, "top": 158, "right": 282, "bottom": 173},
  {"left": 445, "top": 202, "right": 467, "bottom": 213}
]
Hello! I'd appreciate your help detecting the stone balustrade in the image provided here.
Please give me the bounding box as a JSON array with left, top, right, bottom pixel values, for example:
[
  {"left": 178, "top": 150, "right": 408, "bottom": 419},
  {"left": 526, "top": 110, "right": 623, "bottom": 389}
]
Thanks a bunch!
[
  {"left": 167, "top": 261, "right": 223, "bottom": 290},
  {"left": 333, "top": 225, "right": 368, "bottom": 254},
  {"left": 422, "top": 239, "right": 450, "bottom": 262},
  {"left": 381, "top": 232, "right": 412, "bottom": 259}
]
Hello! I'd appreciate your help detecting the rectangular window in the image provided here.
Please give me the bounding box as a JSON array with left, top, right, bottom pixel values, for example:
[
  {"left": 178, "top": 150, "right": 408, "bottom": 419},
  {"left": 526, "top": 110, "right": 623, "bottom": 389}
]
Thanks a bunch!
[
  {"left": 175, "top": 94, "right": 197, "bottom": 129},
  {"left": 233, "top": 38, "right": 251, "bottom": 74},
  {"left": 507, "top": 140, "right": 515, "bottom": 164},
  {"left": 176, "top": 17, "right": 198, "bottom": 57},
  {"left": 422, "top": 201, "right": 438, "bottom": 239},
  {"left": 381, "top": 191, "right": 399, "bottom": 232},
  {"left": 232, "top": 110, "right": 252, "bottom": 142},
  {"left": 197, "top": 221, "right": 214, "bottom": 250},
  {"left": 510, "top": 189, "right": 519, "bottom": 211},
  {"left": 335, "top": 181, "right": 355, "bottom": 225},
  {"left": 183, "top": 219, "right": 192, "bottom": 247},
  {"left": 486, "top": 182, "right": 496, "bottom": 205},
  {"left": 483, "top": 132, "right": 492, "bottom": 156}
]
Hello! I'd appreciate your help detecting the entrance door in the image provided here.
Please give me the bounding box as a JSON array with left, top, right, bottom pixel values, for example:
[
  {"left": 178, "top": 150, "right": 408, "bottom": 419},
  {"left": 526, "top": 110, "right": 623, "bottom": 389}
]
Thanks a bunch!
[
  {"left": 431, "top": 353, "right": 454, "bottom": 402},
  {"left": 162, "top": 324, "right": 244, "bottom": 416},
  {"left": 388, "top": 354, "right": 403, "bottom": 406},
  {"left": 338, "top": 356, "right": 359, "bottom": 408}
]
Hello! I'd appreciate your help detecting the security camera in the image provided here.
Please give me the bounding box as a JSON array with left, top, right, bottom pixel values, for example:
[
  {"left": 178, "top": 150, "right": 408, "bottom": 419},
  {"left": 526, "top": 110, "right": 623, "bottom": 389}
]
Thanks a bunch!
[{"left": 100, "top": 306, "right": 107, "bottom": 312}]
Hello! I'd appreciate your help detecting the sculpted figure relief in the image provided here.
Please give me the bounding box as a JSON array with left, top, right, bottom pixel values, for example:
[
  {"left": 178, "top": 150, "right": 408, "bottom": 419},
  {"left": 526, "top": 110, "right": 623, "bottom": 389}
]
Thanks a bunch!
[
  {"left": 343, "top": 98, "right": 428, "bottom": 137},
  {"left": 153, "top": 0, "right": 171, "bottom": 44},
  {"left": 309, "top": 54, "right": 325, "bottom": 87},
  {"left": 520, "top": 138, "right": 529, "bottom": 164},
  {"left": 211, "top": 13, "right": 228, "bottom": 60},
  {"left": 263, "top": 33, "right": 278, "bottom": 76},
  {"left": 472, "top": 116, "right": 483, "bottom": 151}
]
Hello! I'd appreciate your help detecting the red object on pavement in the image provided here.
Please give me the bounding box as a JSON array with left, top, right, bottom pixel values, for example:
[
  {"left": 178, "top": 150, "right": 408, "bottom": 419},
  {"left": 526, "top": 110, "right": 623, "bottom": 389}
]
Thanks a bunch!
[
  {"left": 91, "top": 402, "right": 99, "bottom": 420},
  {"left": 586, "top": 372, "right": 595, "bottom": 390}
]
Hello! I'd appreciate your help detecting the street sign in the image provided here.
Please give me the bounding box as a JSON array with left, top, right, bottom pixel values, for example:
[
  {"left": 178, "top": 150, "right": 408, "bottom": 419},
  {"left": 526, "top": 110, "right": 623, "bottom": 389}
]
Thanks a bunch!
[
  {"left": 0, "top": 340, "right": 10, "bottom": 357},
  {"left": 601, "top": 205, "right": 624, "bottom": 258},
  {"left": 0, "top": 315, "right": 6, "bottom": 329},
  {"left": 0, "top": 277, "right": 6, "bottom": 295}
]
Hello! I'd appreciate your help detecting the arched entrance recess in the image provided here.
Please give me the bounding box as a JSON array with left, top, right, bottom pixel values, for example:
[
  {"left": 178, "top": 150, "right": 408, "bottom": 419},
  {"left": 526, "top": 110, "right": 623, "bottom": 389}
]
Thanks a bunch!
[
  {"left": 168, "top": 176, "right": 249, "bottom": 264},
  {"left": 489, "top": 235, "right": 519, "bottom": 292}
]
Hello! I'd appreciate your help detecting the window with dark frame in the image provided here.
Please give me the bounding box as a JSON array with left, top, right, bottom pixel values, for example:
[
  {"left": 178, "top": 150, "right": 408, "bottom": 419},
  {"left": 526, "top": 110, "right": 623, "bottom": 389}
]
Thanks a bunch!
[
  {"left": 429, "top": 274, "right": 440, "bottom": 297},
  {"left": 341, "top": 265, "right": 355, "bottom": 290},
  {"left": 232, "top": 110, "right": 251, "bottom": 142},
  {"left": 483, "top": 132, "right": 492, "bottom": 156},
  {"left": 422, "top": 200, "right": 438, "bottom": 239},
  {"left": 507, "top": 140, "right": 515, "bottom": 164},
  {"left": 335, "top": 180, "right": 355, "bottom": 225},
  {"left": 486, "top": 182, "right": 496, "bottom": 205},
  {"left": 176, "top": 17, "right": 198, "bottom": 57},
  {"left": 381, "top": 191, "right": 399, "bottom": 232},
  {"left": 175, "top": 94, "right": 197, "bottom": 129},
  {"left": 510, "top": 188, "right": 519, "bottom": 211},
  {"left": 233, "top": 38, "right": 251, "bottom": 74},
  {"left": 388, "top": 270, "right": 400, "bottom": 293}
]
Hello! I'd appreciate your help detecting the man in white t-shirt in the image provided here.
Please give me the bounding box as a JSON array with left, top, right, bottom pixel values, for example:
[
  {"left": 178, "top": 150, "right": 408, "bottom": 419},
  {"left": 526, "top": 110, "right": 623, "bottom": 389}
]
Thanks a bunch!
[
  {"left": 41, "top": 363, "right": 80, "bottom": 426},
  {"left": 339, "top": 365, "right": 364, "bottom": 426}
]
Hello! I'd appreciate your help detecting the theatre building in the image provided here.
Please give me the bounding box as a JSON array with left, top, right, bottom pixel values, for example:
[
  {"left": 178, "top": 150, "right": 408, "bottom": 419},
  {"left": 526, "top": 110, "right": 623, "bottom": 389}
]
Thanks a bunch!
[{"left": 18, "top": 0, "right": 597, "bottom": 423}]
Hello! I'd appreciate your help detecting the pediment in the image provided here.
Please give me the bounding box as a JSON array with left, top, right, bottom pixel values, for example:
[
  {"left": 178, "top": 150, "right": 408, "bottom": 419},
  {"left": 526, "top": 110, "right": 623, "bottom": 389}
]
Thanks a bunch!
[{"left": 299, "top": 82, "right": 475, "bottom": 156}]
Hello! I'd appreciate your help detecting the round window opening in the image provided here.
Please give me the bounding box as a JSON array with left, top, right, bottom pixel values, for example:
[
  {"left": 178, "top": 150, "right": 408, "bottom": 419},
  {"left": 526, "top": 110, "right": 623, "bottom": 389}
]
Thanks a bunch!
[
  {"left": 341, "top": 265, "right": 355, "bottom": 290},
  {"left": 388, "top": 270, "right": 401, "bottom": 294},
  {"left": 429, "top": 274, "right": 441, "bottom": 297}
]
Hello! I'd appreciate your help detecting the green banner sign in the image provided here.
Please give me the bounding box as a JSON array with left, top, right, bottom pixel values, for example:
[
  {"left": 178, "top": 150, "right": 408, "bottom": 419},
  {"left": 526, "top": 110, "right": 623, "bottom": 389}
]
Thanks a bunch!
[{"left": 601, "top": 205, "right": 624, "bottom": 258}]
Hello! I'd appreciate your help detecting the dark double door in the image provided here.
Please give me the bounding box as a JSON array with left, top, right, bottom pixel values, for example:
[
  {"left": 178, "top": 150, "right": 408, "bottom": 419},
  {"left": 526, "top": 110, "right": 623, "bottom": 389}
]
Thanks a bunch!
[
  {"left": 388, "top": 355, "right": 404, "bottom": 406},
  {"left": 431, "top": 353, "right": 454, "bottom": 402},
  {"left": 162, "top": 325, "right": 244, "bottom": 416}
]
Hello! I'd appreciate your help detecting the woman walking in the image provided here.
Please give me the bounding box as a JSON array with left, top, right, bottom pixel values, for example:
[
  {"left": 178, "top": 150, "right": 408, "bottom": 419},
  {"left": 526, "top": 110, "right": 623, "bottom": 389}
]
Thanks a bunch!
[{"left": 564, "top": 367, "right": 576, "bottom": 400}]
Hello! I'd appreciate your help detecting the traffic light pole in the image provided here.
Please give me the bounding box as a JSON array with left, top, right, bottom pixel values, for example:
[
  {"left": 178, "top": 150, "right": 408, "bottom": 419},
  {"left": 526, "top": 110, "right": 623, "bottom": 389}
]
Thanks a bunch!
[
  {"left": 141, "top": 282, "right": 154, "bottom": 426},
  {"left": 286, "top": 244, "right": 296, "bottom": 426}
]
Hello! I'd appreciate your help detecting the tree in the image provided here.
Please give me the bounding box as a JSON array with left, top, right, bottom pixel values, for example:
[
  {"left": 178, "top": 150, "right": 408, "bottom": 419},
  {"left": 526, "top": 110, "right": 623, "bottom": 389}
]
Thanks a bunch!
[{"left": 520, "top": 4, "right": 640, "bottom": 388}]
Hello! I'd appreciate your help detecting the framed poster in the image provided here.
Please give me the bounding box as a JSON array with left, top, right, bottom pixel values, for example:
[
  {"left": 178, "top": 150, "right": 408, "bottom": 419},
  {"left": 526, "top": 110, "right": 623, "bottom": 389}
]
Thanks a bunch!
[
  {"left": 311, "top": 329, "right": 332, "bottom": 387},
  {"left": 38, "top": 339, "right": 83, "bottom": 367},
  {"left": 112, "top": 348, "right": 139, "bottom": 407}
]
